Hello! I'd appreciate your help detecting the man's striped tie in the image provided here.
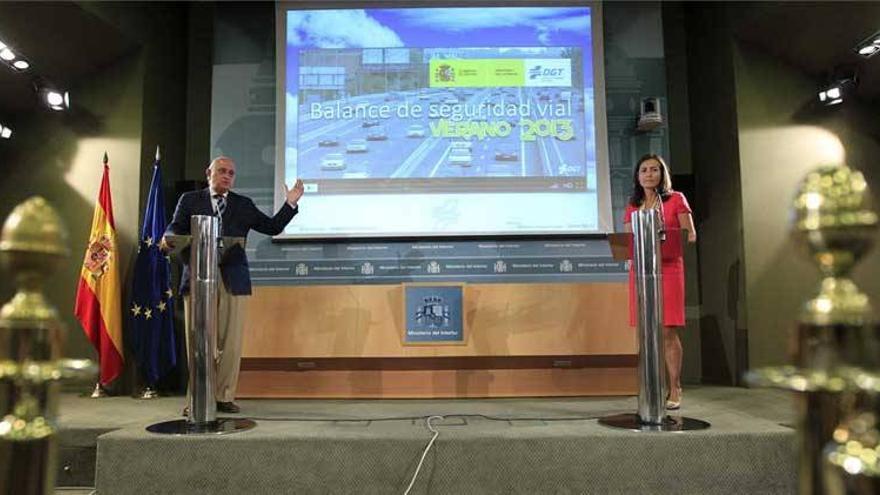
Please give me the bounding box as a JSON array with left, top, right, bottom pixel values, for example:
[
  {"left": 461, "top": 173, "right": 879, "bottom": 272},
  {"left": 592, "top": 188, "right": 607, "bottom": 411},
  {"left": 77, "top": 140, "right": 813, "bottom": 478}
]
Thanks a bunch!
[{"left": 214, "top": 194, "right": 226, "bottom": 235}]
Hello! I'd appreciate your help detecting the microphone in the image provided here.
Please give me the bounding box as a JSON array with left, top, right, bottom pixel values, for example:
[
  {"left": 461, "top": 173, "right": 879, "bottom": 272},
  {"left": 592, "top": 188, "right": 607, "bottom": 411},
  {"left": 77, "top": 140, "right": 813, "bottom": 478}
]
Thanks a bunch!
[{"left": 655, "top": 188, "right": 667, "bottom": 242}]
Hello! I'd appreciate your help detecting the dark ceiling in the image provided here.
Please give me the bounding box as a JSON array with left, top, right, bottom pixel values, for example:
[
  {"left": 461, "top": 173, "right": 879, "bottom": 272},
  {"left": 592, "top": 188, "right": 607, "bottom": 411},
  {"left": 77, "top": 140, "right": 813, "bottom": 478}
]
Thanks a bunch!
[
  {"left": 0, "top": 2, "right": 137, "bottom": 128},
  {"left": 729, "top": 1, "right": 880, "bottom": 104},
  {"left": 0, "top": 1, "right": 877, "bottom": 133}
]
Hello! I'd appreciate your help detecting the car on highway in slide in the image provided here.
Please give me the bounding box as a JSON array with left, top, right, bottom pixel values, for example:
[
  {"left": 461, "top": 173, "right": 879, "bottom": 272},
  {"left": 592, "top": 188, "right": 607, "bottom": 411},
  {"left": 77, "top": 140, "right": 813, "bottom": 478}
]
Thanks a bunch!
[
  {"left": 450, "top": 140, "right": 472, "bottom": 150},
  {"left": 494, "top": 146, "right": 519, "bottom": 161},
  {"left": 362, "top": 119, "right": 380, "bottom": 128},
  {"left": 447, "top": 147, "right": 472, "bottom": 167},
  {"left": 320, "top": 153, "right": 346, "bottom": 170},
  {"left": 366, "top": 126, "right": 388, "bottom": 141},
  {"left": 346, "top": 139, "right": 369, "bottom": 153},
  {"left": 318, "top": 136, "right": 339, "bottom": 147},
  {"left": 406, "top": 124, "right": 425, "bottom": 138}
]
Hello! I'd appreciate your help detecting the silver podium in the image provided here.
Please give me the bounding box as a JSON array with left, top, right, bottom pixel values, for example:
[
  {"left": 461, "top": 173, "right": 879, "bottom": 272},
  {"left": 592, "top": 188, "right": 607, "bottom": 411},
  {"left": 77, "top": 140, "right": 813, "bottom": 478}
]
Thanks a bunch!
[
  {"left": 600, "top": 209, "right": 710, "bottom": 432},
  {"left": 147, "top": 215, "right": 255, "bottom": 435}
]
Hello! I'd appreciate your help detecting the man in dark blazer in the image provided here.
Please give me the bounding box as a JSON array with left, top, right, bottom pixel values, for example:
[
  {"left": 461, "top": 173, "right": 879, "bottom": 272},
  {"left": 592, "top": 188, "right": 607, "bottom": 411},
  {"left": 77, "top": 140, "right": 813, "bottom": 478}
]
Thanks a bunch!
[{"left": 164, "top": 156, "right": 304, "bottom": 413}]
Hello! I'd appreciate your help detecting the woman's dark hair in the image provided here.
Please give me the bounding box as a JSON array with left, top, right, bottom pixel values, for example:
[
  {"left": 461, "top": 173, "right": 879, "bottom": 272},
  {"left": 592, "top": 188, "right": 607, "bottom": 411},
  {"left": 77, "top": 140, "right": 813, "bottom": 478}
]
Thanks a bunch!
[{"left": 629, "top": 154, "right": 673, "bottom": 207}]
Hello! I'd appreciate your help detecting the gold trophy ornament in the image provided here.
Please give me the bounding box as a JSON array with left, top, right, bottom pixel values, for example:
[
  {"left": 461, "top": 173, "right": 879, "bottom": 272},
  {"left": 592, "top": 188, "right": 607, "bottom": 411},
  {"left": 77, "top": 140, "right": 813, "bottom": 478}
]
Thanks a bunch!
[
  {"left": 747, "top": 164, "right": 878, "bottom": 494},
  {"left": 0, "top": 197, "right": 95, "bottom": 495}
]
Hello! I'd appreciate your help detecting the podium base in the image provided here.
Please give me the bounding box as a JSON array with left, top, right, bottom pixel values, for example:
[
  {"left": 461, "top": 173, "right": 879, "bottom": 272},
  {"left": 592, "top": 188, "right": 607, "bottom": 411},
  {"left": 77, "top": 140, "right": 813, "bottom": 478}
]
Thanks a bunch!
[
  {"left": 146, "top": 418, "right": 257, "bottom": 435},
  {"left": 598, "top": 413, "right": 711, "bottom": 432}
]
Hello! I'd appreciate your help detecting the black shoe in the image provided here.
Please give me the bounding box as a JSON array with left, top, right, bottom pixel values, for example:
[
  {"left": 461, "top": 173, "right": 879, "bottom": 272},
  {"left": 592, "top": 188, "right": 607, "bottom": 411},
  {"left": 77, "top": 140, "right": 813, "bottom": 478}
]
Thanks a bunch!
[{"left": 216, "top": 401, "right": 240, "bottom": 413}]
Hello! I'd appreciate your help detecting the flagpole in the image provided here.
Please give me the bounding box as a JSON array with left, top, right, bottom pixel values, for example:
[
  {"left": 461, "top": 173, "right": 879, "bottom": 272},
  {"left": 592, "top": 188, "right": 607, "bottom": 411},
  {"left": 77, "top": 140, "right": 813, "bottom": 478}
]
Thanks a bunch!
[
  {"left": 87, "top": 151, "right": 112, "bottom": 399},
  {"left": 139, "top": 146, "right": 162, "bottom": 400},
  {"left": 132, "top": 144, "right": 177, "bottom": 400}
]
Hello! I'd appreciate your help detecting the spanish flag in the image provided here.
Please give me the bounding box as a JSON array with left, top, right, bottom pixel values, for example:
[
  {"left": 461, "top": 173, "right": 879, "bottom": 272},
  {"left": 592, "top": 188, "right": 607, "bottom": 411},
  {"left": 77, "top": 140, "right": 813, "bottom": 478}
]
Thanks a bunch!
[{"left": 74, "top": 153, "right": 124, "bottom": 386}]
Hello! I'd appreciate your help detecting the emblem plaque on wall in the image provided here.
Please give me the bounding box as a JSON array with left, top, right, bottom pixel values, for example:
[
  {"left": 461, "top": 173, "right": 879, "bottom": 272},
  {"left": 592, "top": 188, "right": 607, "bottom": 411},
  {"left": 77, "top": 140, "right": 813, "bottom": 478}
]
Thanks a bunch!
[{"left": 403, "top": 283, "right": 465, "bottom": 344}]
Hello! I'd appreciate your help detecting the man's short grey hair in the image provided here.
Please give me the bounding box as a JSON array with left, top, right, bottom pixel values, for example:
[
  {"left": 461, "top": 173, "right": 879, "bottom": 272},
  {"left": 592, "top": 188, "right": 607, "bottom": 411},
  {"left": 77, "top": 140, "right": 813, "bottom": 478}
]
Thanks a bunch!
[{"left": 208, "top": 156, "right": 235, "bottom": 171}]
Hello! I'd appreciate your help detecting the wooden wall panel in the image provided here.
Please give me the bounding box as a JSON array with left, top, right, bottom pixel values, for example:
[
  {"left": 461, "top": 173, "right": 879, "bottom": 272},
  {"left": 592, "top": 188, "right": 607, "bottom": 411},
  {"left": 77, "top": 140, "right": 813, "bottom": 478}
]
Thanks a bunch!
[
  {"left": 239, "top": 282, "right": 637, "bottom": 398},
  {"left": 242, "top": 282, "right": 635, "bottom": 358},
  {"left": 238, "top": 367, "right": 638, "bottom": 398}
]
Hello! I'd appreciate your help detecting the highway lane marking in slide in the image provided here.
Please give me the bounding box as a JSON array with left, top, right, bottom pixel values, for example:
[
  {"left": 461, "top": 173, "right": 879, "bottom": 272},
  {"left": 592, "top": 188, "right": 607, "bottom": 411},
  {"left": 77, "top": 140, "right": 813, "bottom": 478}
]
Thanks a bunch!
[
  {"left": 549, "top": 132, "right": 567, "bottom": 175},
  {"left": 537, "top": 135, "right": 553, "bottom": 176},
  {"left": 429, "top": 144, "right": 453, "bottom": 178},
  {"left": 392, "top": 137, "right": 443, "bottom": 178}
]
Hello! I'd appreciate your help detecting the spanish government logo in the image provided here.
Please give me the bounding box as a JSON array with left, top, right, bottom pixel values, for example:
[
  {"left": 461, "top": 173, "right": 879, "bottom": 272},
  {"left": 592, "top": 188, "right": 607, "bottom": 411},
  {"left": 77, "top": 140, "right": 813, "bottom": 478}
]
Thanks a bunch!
[
  {"left": 414, "top": 296, "right": 450, "bottom": 328},
  {"left": 434, "top": 64, "right": 455, "bottom": 83},
  {"left": 84, "top": 234, "right": 113, "bottom": 280},
  {"left": 494, "top": 260, "right": 508, "bottom": 273},
  {"left": 295, "top": 263, "right": 309, "bottom": 276}
]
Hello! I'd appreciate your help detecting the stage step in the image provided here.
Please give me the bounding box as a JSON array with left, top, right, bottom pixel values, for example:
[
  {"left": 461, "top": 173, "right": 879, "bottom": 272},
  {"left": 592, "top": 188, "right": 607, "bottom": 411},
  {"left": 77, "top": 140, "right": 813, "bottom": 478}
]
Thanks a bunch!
[{"left": 94, "top": 409, "right": 795, "bottom": 494}]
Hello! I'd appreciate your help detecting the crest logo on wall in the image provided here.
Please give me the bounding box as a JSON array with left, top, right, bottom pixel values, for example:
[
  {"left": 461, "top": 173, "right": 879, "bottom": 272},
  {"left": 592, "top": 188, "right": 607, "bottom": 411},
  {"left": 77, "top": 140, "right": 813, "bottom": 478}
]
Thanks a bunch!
[
  {"left": 294, "top": 263, "right": 309, "bottom": 276},
  {"left": 560, "top": 259, "right": 573, "bottom": 273},
  {"left": 426, "top": 260, "right": 441, "bottom": 274},
  {"left": 414, "top": 296, "right": 450, "bottom": 328},
  {"left": 493, "top": 260, "right": 507, "bottom": 273}
]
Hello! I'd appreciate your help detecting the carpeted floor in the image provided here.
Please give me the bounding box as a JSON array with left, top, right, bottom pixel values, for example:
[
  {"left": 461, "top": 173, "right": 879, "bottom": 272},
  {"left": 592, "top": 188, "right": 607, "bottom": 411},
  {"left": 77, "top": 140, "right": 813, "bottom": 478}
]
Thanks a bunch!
[{"left": 54, "top": 386, "right": 798, "bottom": 494}]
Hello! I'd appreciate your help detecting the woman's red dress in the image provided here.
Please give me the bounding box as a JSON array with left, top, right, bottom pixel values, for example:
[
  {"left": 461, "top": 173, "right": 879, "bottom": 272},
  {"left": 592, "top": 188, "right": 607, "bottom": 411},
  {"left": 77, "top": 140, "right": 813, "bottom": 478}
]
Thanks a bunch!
[{"left": 623, "top": 191, "right": 692, "bottom": 327}]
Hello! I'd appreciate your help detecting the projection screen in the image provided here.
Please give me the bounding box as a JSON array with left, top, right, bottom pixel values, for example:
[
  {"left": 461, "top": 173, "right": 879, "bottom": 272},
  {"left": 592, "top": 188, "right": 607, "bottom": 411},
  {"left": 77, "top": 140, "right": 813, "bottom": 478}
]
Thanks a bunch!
[{"left": 275, "top": 4, "right": 611, "bottom": 238}]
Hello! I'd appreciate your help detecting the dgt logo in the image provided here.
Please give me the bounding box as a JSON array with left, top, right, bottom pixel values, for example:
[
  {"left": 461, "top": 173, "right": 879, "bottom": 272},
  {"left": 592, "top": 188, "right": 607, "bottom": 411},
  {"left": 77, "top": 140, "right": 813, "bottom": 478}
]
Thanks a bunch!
[
  {"left": 524, "top": 59, "right": 571, "bottom": 87},
  {"left": 529, "top": 65, "right": 564, "bottom": 79}
]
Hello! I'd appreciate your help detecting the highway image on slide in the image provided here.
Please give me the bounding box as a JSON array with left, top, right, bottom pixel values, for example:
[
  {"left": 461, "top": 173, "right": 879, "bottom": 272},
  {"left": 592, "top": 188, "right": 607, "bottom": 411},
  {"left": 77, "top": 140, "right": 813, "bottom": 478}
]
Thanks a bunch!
[
  {"left": 296, "top": 84, "right": 592, "bottom": 184},
  {"left": 284, "top": 8, "right": 599, "bottom": 195}
]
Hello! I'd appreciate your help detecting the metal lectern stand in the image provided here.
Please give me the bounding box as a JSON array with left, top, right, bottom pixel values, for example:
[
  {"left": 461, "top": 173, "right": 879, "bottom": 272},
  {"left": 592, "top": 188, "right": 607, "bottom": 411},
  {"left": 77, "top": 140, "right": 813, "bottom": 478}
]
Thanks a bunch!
[
  {"left": 600, "top": 209, "right": 710, "bottom": 432},
  {"left": 147, "top": 215, "right": 255, "bottom": 435}
]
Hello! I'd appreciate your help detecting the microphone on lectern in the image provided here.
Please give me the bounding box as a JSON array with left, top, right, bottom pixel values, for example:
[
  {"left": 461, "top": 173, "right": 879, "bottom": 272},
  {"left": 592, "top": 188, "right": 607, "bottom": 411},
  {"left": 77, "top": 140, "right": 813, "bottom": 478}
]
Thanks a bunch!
[{"left": 655, "top": 188, "right": 667, "bottom": 242}]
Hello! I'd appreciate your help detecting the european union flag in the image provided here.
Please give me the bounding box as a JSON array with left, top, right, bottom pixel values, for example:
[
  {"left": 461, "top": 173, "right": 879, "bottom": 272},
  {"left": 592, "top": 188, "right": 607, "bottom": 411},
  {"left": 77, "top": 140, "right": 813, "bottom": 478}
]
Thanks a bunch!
[{"left": 130, "top": 150, "right": 176, "bottom": 386}]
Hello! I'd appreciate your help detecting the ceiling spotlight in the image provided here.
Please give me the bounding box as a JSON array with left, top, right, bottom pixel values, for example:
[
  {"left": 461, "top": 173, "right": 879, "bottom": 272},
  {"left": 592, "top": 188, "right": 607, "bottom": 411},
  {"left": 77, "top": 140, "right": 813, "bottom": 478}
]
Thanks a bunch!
[
  {"left": 818, "top": 67, "right": 858, "bottom": 106},
  {"left": 858, "top": 45, "right": 879, "bottom": 56},
  {"left": 36, "top": 83, "right": 70, "bottom": 111},
  {"left": 855, "top": 30, "right": 880, "bottom": 58},
  {"left": 46, "top": 91, "right": 63, "bottom": 106},
  {"left": 45, "top": 90, "right": 69, "bottom": 111},
  {"left": 0, "top": 38, "right": 28, "bottom": 72},
  {"left": 0, "top": 124, "right": 11, "bottom": 139},
  {"left": 818, "top": 85, "right": 846, "bottom": 106}
]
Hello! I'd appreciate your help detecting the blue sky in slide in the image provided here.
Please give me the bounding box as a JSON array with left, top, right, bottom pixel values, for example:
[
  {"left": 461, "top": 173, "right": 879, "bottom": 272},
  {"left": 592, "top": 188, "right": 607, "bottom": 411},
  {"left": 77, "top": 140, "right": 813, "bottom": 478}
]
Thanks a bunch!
[{"left": 287, "top": 7, "right": 592, "bottom": 49}]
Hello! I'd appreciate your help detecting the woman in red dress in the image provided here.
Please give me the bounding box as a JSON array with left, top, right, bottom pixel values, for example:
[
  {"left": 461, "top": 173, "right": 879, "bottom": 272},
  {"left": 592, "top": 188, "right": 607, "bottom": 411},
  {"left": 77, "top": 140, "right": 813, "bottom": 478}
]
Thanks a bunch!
[{"left": 623, "top": 154, "right": 696, "bottom": 410}]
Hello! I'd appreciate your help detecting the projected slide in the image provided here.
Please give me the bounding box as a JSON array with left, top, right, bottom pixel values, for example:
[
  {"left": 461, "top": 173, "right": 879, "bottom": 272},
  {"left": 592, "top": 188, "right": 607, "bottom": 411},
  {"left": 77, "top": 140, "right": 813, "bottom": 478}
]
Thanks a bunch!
[{"left": 278, "top": 6, "right": 607, "bottom": 238}]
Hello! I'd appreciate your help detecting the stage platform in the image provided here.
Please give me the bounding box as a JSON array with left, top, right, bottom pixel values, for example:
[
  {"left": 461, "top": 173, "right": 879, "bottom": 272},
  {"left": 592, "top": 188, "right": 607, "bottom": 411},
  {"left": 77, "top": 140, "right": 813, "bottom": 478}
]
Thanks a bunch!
[{"left": 55, "top": 386, "right": 797, "bottom": 494}]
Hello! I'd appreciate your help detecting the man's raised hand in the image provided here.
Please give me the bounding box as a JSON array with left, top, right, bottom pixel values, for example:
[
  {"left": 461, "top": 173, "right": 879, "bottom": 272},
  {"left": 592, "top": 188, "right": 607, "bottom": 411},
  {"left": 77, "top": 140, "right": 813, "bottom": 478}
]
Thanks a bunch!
[{"left": 285, "top": 178, "right": 305, "bottom": 206}]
